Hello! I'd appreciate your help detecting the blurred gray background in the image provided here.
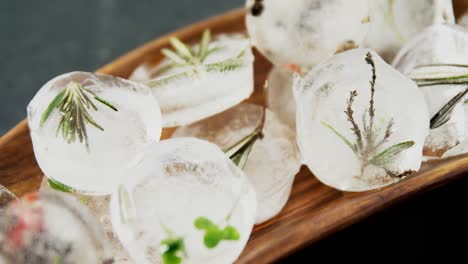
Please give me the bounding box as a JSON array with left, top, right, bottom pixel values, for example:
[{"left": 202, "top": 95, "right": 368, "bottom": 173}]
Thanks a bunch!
[
  {"left": 0, "top": 0, "right": 242, "bottom": 134},
  {"left": 1, "top": 1, "right": 466, "bottom": 263}
]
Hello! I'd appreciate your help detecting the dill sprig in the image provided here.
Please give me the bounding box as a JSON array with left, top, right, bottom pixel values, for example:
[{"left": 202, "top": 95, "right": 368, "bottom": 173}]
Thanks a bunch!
[
  {"left": 322, "top": 52, "right": 415, "bottom": 179},
  {"left": 40, "top": 81, "right": 118, "bottom": 148}
]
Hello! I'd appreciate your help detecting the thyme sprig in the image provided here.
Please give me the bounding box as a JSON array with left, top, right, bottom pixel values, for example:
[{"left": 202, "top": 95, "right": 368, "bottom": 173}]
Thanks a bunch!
[
  {"left": 40, "top": 81, "right": 118, "bottom": 148},
  {"left": 322, "top": 52, "right": 415, "bottom": 179}
]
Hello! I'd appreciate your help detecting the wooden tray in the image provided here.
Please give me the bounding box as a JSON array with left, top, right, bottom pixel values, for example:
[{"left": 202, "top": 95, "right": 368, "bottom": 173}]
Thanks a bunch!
[{"left": 2, "top": 3, "right": 468, "bottom": 263}]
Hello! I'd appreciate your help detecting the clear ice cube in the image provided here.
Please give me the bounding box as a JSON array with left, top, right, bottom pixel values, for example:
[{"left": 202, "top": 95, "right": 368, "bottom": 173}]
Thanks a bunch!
[
  {"left": 0, "top": 192, "right": 111, "bottom": 264},
  {"left": 245, "top": 0, "right": 370, "bottom": 67},
  {"left": 172, "top": 103, "right": 301, "bottom": 223},
  {"left": 110, "top": 138, "right": 256, "bottom": 264},
  {"left": 39, "top": 178, "right": 131, "bottom": 263},
  {"left": 392, "top": 24, "right": 468, "bottom": 75},
  {"left": 27, "top": 71, "right": 162, "bottom": 195},
  {"left": 366, "top": 0, "right": 454, "bottom": 62},
  {"left": 267, "top": 66, "right": 296, "bottom": 129},
  {"left": 294, "top": 48, "right": 429, "bottom": 192},
  {"left": 129, "top": 34, "right": 254, "bottom": 127}
]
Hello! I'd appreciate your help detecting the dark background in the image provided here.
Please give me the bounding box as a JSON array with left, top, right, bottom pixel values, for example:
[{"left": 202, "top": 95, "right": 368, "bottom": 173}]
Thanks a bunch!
[{"left": 1, "top": 1, "right": 467, "bottom": 263}]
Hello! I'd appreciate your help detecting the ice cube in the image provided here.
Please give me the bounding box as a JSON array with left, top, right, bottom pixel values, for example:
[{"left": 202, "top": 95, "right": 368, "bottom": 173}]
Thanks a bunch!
[
  {"left": 172, "top": 104, "right": 301, "bottom": 223},
  {"left": 110, "top": 138, "right": 256, "bottom": 264},
  {"left": 39, "top": 178, "right": 131, "bottom": 263},
  {"left": 245, "top": 0, "right": 370, "bottom": 67},
  {"left": 0, "top": 192, "right": 111, "bottom": 264},
  {"left": 267, "top": 66, "right": 297, "bottom": 129},
  {"left": 365, "top": 0, "right": 454, "bottom": 62},
  {"left": 0, "top": 185, "right": 16, "bottom": 211},
  {"left": 27, "top": 71, "right": 162, "bottom": 195},
  {"left": 129, "top": 32, "right": 254, "bottom": 127},
  {"left": 392, "top": 24, "right": 468, "bottom": 75},
  {"left": 393, "top": 25, "right": 468, "bottom": 156},
  {"left": 294, "top": 49, "right": 429, "bottom": 192}
]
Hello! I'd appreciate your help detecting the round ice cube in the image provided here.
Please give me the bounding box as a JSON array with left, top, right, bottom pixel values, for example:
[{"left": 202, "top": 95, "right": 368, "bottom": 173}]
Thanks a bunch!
[
  {"left": 267, "top": 66, "right": 297, "bottom": 129},
  {"left": 0, "top": 192, "right": 111, "bottom": 264},
  {"left": 245, "top": 0, "right": 370, "bottom": 68},
  {"left": 110, "top": 138, "right": 256, "bottom": 264},
  {"left": 129, "top": 32, "right": 254, "bottom": 127},
  {"left": 27, "top": 71, "right": 162, "bottom": 195},
  {"left": 294, "top": 48, "right": 429, "bottom": 192},
  {"left": 172, "top": 104, "right": 301, "bottom": 224},
  {"left": 393, "top": 25, "right": 468, "bottom": 156},
  {"left": 392, "top": 24, "right": 468, "bottom": 75},
  {"left": 365, "top": 0, "right": 454, "bottom": 62},
  {"left": 39, "top": 178, "right": 131, "bottom": 263}
]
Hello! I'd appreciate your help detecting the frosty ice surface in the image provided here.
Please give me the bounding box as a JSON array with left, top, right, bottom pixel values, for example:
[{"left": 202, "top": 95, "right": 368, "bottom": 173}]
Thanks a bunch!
[
  {"left": 130, "top": 32, "right": 254, "bottom": 127},
  {"left": 0, "top": 192, "right": 111, "bottom": 264},
  {"left": 365, "top": 0, "right": 454, "bottom": 62},
  {"left": 294, "top": 49, "right": 429, "bottom": 192},
  {"left": 245, "top": 0, "right": 370, "bottom": 67},
  {"left": 267, "top": 66, "right": 297, "bottom": 129},
  {"left": 27, "top": 71, "right": 162, "bottom": 194},
  {"left": 393, "top": 25, "right": 468, "bottom": 157},
  {"left": 172, "top": 104, "right": 301, "bottom": 223},
  {"left": 39, "top": 179, "right": 131, "bottom": 263},
  {"left": 110, "top": 138, "right": 256, "bottom": 264}
]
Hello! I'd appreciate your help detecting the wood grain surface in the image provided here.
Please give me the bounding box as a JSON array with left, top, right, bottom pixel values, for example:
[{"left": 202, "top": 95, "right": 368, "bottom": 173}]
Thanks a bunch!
[{"left": 1, "top": 5, "right": 468, "bottom": 264}]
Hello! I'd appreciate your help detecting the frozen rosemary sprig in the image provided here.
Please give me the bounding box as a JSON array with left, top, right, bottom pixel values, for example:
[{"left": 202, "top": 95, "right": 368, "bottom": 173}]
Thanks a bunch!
[
  {"left": 322, "top": 52, "right": 415, "bottom": 179},
  {"left": 40, "top": 81, "right": 118, "bottom": 148},
  {"left": 409, "top": 64, "right": 468, "bottom": 129},
  {"left": 223, "top": 106, "right": 266, "bottom": 169},
  {"left": 148, "top": 30, "right": 246, "bottom": 88},
  {"left": 161, "top": 29, "right": 217, "bottom": 67}
]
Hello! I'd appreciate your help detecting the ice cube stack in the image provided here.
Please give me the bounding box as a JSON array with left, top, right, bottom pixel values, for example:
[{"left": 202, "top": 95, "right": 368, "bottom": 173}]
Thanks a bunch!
[{"left": 3, "top": 0, "right": 466, "bottom": 263}]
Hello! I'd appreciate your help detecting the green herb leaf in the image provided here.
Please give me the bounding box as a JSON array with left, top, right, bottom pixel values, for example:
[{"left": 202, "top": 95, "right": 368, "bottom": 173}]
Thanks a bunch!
[
  {"left": 222, "top": 226, "right": 240, "bottom": 240},
  {"left": 430, "top": 89, "right": 468, "bottom": 129},
  {"left": 160, "top": 237, "right": 186, "bottom": 264},
  {"left": 161, "top": 48, "right": 187, "bottom": 65},
  {"left": 47, "top": 178, "right": 74, "bottom": 193},
  {"left": 194, "top": 217, "right": 215, "bottom": 230},
  {"left": 169, "top": 37, "right": 193, "bottom": 60},
  {"left": 40, "top": 89, "right": 66, "bottom": 126},
  {"left": 40, "top": 81, "right": 117, "bottom": 147},
  {"left": 198, "top": 29, "right": 211, "bottom": 61},
  {"left": 321, "top": 121, "right": 357, "bottom": 154},
  {"left": 205, "top": 50, "right": 245, "bottom": 73},
  {"left": 370, "top": 141, "right": 415, "bottom": 166},
  {"left": 194, "top": 216, "right": 240, "bottom": 249},
  {"left": 203, "top": 227, "right": 224, "bottom": 249}
]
